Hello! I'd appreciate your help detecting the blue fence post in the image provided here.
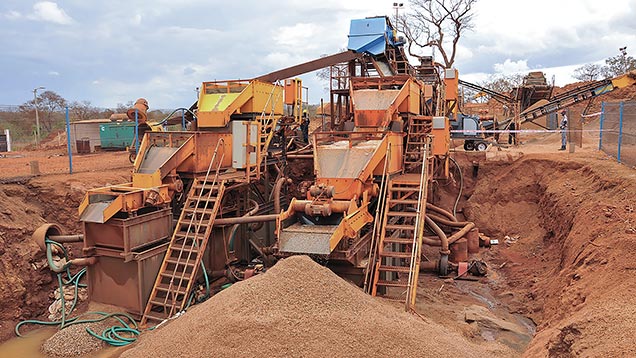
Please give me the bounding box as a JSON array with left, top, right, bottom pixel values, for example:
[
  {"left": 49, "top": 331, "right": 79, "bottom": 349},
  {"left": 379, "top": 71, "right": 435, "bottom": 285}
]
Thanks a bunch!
[
  {"left": 134, "top": 109, "right": 139, "bottom": 158},
  {"left": 617, "top": 102, "right": 624, "bottom": 163},
  {"left": 598, "top": 102, "right": 605, "bottom": 150},
  {"left": 65, "top": 106, "right": 73, "bottom": 174},
  {"left": 182, "top": 108, "right": 186, "bottom": 130}
]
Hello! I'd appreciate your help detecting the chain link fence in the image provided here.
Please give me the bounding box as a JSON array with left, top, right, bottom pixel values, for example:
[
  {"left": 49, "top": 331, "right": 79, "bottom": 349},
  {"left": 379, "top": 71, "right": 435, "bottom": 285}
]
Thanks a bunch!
[{"left": 599, "top": 101, "right": 636, "bottom": 168}]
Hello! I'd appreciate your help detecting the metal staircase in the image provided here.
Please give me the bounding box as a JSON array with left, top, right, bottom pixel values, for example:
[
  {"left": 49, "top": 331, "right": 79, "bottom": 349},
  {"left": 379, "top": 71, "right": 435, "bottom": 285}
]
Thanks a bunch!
[
  {"left": 141, "top": 141, "right": 226, "bottom": 326},
  {"left": 371, "top": 143, "right": 429, "bottom": 309}
]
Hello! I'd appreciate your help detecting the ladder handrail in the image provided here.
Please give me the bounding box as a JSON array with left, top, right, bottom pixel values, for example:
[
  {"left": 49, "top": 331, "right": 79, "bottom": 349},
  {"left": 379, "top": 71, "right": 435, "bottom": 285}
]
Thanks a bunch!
[
  {"left": 405, "top": 139, "right": 429, "bottom": 310},
  {"left": 363, "top": 143, "right": 391, "bottom": 294},
  {"left": 258, "top": 81, "right": 284, "bottom": 170},
  {"left": 161, "top": 139, "right": 225, "bottom": 316}
]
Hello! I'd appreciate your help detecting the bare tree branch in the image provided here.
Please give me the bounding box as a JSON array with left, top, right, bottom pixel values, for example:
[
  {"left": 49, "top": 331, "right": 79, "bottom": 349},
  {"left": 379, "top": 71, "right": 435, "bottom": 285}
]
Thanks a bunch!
[{"left": 404, "top": 0, "right": 478, "bottom": 68}]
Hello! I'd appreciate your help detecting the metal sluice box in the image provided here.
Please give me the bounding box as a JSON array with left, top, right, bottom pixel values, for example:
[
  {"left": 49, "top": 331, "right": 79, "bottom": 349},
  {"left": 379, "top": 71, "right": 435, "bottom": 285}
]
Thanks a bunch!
[
  {"left": 88, "top": 243, "right": 168, "bottom": 318},
  {"left": 83, "top": 208, "right": 172, "bottom": 261},
  {"left": 279, "top": 223, "right": 338, "bottom": 255}
]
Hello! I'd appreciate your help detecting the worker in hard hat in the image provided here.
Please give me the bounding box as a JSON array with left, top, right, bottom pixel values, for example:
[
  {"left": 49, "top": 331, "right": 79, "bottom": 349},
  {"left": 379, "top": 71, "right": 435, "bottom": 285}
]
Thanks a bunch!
[
  {"left": 300, "top": 110, "right": 309, "bottom": 143},
  {"left": 559, "top": 110, "right": 568, "bottom": 151}
]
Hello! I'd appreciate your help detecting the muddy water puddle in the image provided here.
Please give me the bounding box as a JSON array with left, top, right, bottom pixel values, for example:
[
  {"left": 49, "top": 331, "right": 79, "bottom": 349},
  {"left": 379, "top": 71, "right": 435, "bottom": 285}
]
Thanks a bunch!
[{"left": 0, "top": 328, "right": 123, "bottom": 358}]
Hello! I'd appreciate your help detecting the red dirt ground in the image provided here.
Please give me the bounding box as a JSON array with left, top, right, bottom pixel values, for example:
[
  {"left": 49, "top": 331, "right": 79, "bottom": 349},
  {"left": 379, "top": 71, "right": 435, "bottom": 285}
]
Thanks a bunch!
[
  {"left": 0, "top": 150, "right": 131, "bottom": 342},
  {"left": 1, "top": 127, "right": 635, "bottom": 356}
]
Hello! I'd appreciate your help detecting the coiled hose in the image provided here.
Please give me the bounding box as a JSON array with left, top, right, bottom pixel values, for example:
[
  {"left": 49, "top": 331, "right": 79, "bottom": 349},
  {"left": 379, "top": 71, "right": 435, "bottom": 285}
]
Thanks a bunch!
[{"left": 15, "top": 238, "right": 141, "bottom": 346}]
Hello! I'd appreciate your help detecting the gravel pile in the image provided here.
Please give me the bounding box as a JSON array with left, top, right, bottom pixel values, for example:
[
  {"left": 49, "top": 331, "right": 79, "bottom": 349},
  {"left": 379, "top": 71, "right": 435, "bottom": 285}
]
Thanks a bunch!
[
  {"left": 41, "top": 320, "right": 109, "bottom": 357},
  {"left": 122, "top": 255, "right": 509, "bottom": 358}
]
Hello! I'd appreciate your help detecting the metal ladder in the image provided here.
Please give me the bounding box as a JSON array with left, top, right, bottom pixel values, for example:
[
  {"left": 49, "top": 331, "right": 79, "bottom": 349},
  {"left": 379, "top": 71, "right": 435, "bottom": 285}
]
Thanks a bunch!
[
  {"left": 141, "top": 140, "right": 226, "bottom": 326},
  {"left": 371, "top": 142, "right": 429, "bottom": 309},
  {"left": 364, "top": 144, "right": 391, "bottom": 294},
  {"left": 403, "top": 116, "right": 430, "bottom": 171},
  {"left": 258, "top": 81, "right": 283, "bottom": 169}
]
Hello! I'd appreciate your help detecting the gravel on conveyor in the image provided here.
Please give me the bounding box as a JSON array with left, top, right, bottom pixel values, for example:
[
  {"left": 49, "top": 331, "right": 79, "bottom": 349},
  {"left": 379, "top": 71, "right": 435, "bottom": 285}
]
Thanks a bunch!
[{"left": 121, "top": 255, "right": 510, "bottom": 358}]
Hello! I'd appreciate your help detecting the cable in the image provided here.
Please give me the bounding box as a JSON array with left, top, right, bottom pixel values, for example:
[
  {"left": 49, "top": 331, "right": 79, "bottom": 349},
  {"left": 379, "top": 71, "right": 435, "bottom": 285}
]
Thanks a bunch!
[{"left": 449, "top": 156, "right": 463, "bottom": 217}]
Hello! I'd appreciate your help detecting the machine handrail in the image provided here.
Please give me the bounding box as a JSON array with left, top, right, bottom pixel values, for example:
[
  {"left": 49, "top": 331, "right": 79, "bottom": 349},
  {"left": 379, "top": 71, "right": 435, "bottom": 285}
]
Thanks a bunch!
[
  {"left": 162, "top": 138, "right": 225, "bottom": 315},
  {"left": 405, "top": 139, "right": 428, "bottom": 310},
  {"left": 363, "top": 143, "right": 391, "bottom": 294}
]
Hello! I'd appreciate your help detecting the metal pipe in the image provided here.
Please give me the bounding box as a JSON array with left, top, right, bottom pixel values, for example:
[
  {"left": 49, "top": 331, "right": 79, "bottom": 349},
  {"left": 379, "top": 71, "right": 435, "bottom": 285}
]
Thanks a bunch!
[
  {"left": 420, "top": 260, "right": 438, "bottom": 272},
  {"left": 273, "top": 177, "right": 290, "bottom": 214},
  {"left": 426, "top": 203, "right": 457, "bottom": 222},
  {"left": 448, "top": 222, "right": 476, "bottom": 245},
  {"left": 248, "top": 238, "right": 266, "bottom": 258},
  {"left": 425, "top": 215, "right": 449, "bottom": 254},
  {"left": 428, "top": 213, "right": 471, "bottom": 227},
  {"left": 215, "top": 214, "right": 279, "bottom": 226},
  {"left": 65, "top": 106, "right": 73, "bottom": 174},
  {"left": 421, "top": 237, "right": 442, "bottom": 246},
  {"left": 48, "top": 256, "right": 97, "bottom": 273},
  {"left": 286, "top": 154, "right": 313, "bottom": 159},
  {"left": 68, "top": 257, "right": 97, "bottom": 267},
  {"left": 292, "top": 200, "right": 350, "bottom": 214},
  {"left": 228, "top": 200, "right": 260, "bottom": 251},
  {"left": 48, "top": 234, "right": 84, "bottom": 243}
]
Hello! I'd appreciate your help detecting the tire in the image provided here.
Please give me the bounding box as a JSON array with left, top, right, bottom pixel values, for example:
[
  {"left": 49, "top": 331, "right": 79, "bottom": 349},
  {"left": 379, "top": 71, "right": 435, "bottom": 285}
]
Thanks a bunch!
[
  {"left": 463, "top": 140, "right": 475, "bottom": 151},
  {"left": 128, "top": 151, "right": 136, "bottom": 164},
  {"left": 476, "top": 141, "right": 488, "bottom": 151}
]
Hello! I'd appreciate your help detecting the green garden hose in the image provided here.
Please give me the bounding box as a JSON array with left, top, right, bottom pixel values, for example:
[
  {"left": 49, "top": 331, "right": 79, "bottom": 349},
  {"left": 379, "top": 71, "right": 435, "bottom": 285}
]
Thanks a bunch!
[{"left": 16, "top": 237, "right": 212, "bottom": 346}]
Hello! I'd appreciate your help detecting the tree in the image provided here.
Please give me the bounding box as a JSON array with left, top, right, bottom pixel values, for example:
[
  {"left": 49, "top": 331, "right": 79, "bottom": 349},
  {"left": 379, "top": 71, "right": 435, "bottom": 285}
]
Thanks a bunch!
[
  {"left": 601, "top": 51, "right": 636, "bottom": 78},
  {"left": 573, "top": 63, "right": 602, "bottom": 81},
  {"left": 480, "top": 73, "right": 524, "bottom": 93},
  {"left": 402, "top": 0, "right": 478, "bottom": 68},
  {"left": 70, "top": 100, "right": 99, "bottom": 121},
  {"left": 18, "top": 90, "right": 67, "bottom": 134},
  {"left": 115, "top": 101, "right": 134, "bottom": 114}
]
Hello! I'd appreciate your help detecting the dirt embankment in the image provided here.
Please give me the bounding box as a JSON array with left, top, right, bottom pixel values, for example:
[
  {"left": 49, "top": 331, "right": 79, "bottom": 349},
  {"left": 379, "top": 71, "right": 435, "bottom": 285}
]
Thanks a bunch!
[
  {"left": 465, "top": 153, "right": 636, "bottom": 357},
  {"left": 0, "top": 168, "right": 131, "bottom": 342}
]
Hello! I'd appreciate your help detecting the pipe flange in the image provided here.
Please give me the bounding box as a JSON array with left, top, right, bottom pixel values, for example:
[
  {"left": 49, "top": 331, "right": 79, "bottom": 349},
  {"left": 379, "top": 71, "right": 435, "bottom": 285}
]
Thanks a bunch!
[
  {"left": 32, "top": 223, "right": 64, "bottom": 251},
  {"left": 438, "top": 254, "right": 449, "bottom": 276}
]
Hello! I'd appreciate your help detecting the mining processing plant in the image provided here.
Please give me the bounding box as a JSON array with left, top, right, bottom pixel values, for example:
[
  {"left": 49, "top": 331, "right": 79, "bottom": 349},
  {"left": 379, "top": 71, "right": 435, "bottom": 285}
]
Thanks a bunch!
[{"left": 28, "top": 15, "right": 636, "bottom": 333}]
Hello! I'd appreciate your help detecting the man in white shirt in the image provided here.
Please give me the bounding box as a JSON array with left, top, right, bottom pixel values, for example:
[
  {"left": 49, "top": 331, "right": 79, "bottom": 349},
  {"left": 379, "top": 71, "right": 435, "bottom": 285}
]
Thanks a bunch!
[{"left": 559, "top": 110, "right": 568, "bottom": 151}]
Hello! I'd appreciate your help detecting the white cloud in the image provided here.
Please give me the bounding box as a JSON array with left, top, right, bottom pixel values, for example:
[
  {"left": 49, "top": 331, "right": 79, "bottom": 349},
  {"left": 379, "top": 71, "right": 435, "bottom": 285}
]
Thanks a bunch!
[
  {"left": 27, "top": 2, "right": 73, "bottom": 25},
  {"left": 274, "top": 23, "right": 320, "bottom": 49},
  {"left": 131, "top": 14, "right": 142, "bottom": 26},
  {"left": 4, "top": 10, "right": 22, "bottom": 20},
  {"left": 493, "top": 59, "right": 530, "bottom": 74},
  {"left": 48, "top": 71, "right": 60, "bottom": 76}
]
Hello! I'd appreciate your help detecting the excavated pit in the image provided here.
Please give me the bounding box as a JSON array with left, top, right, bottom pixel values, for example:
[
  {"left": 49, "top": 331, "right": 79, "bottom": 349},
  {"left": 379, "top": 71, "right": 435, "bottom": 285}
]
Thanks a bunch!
[
  {"left": 461, "top": 154, "right": 636, "bottom": 357},
  {"left": 1, "top": 149, "right": 635, "bottom": 357}
]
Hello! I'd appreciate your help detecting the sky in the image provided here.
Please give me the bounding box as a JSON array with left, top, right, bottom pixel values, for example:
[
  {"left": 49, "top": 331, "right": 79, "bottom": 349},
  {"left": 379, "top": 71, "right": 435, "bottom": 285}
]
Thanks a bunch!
[{"left": 0, "top": 0, "right": 634, "bottom": 109}]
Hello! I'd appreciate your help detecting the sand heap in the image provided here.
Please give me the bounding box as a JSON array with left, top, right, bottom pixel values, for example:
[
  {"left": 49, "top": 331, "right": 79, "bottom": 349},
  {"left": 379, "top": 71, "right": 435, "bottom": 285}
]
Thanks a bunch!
[{"left": 122, "top": 255, "right": 510, "bottom": 358}]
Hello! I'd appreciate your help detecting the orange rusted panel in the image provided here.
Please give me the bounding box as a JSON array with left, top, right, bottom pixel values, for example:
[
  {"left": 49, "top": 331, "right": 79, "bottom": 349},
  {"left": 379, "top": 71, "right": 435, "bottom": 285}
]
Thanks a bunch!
[{"left": 431, "top": 116, "right": 450, "bottom": 156}]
